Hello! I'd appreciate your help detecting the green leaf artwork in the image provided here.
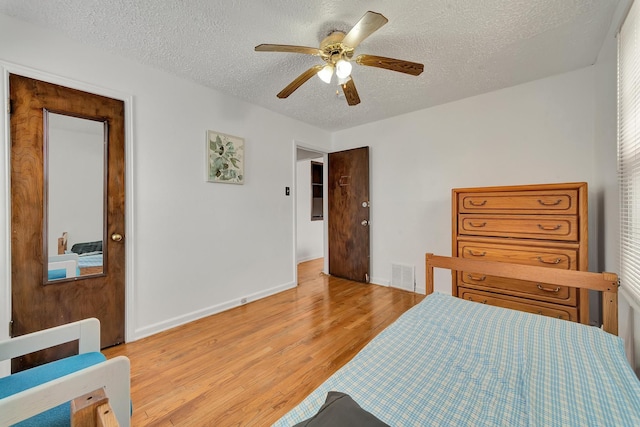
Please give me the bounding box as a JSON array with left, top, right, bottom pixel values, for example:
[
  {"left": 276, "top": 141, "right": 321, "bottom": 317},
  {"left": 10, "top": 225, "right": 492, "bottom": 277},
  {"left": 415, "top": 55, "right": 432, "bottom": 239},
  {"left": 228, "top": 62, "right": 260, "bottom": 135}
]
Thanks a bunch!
[{"left": 207, "top": 131, "right": 244, "bottom": 184}]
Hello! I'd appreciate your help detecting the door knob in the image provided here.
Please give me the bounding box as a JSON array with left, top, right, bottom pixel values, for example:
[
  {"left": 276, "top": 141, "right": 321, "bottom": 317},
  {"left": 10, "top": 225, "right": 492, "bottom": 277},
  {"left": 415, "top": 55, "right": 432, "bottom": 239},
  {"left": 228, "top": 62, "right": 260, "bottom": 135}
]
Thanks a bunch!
[
  {"left": 111, "top": 233, "right": 123, "bottom": 242},
  {"left": 361, "top": 220, "right": 369, "bottom": 226}
]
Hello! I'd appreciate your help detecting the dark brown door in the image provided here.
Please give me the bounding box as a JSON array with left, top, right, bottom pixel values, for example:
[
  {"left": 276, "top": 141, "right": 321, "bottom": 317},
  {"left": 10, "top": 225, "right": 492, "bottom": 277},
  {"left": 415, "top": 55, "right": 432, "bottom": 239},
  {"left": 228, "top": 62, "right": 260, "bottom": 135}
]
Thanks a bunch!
[
  {"left": 10, "top": 74, "right": 125, "bottom": 370},
  {"left": 328, "top": 147, "right": 370, "bottom": 282}
]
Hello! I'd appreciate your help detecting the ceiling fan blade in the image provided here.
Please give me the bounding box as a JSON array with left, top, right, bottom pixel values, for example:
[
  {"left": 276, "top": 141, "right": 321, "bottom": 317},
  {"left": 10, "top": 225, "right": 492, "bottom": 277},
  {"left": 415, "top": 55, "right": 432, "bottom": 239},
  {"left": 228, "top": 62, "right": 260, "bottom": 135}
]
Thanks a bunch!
[
  {"left": 277, "top": 65, "right": 324, "bottom": 99},
  {"left": 255, "top": 44, "right": 323, "bottom": 56},
  {"left": 356, "top": 54, "right": 424, "bottom": 76},
  {"left": 341, "top": 11, "right": 388, "bottom": 49},
  {"left": 341, "top": 78, "right": 361, "bottom": 106}
]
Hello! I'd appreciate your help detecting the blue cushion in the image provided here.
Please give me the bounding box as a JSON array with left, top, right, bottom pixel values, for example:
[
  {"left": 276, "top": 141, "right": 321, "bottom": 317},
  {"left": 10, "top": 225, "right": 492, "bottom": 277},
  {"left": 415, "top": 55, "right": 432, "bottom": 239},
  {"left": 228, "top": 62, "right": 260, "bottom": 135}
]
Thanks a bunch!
[
  {"left": 47, "top": 269, "right": 66, "bottom": 280},
  {"left": 47, "top": 267, "right": 81, "bottom": 280},
  {"left": 0, "top": 352, "right": 106, "bottom": 426}
]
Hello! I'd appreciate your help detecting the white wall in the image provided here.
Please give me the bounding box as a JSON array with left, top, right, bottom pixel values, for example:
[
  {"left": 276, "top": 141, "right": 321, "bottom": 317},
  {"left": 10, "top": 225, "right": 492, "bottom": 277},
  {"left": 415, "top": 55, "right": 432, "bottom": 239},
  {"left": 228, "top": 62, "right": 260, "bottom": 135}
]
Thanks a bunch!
[
  {"left": 296, "top": 158, "right": 324, "bottom": 263},
  {"left": 0, "top": 13, "right": 332, "bottom": 343},
  {"left": 333, "top": 68, "right": 599, "bottom": 294}
]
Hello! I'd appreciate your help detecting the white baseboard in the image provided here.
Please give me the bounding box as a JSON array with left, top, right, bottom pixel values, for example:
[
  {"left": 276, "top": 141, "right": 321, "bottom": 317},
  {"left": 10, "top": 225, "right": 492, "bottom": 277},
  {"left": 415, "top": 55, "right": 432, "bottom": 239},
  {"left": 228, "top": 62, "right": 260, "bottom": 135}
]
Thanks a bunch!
[
  {"left": 132, "top": 280, "right": 296, "bottom": 341},
  {"left": 131, "top": 274, "right": 424, "bottom": 342},
  {"left": 369, "top": 276, "right": 389, "bottom": 286},
  {"left": 296, "top": 255, "right": 323, "bottom": 264},
  {"left": 372, "top": 276, "right": 424, "bottom": 294}
]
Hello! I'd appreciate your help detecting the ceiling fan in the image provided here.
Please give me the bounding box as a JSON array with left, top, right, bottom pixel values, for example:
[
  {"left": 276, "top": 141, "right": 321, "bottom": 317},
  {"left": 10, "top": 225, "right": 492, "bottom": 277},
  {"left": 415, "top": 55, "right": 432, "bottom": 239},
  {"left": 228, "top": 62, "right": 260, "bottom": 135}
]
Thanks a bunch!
[{"left": 255, "top": 11, "right": 424, "bottom": 106}]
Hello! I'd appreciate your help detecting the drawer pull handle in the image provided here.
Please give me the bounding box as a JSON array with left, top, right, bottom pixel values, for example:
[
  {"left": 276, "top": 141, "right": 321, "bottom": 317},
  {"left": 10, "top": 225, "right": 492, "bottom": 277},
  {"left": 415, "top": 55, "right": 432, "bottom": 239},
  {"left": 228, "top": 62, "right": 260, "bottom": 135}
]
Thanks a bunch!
[
  {"left": 469, "top": 200, "right": 487, "bottom": 206},
  {"left": 537, "top": 311, "right": 543, "bottom": 315},
  {"left": 468, "top": 222, "right": 487, "bottom": 228},
  {"left": 538, "top": 199, "right": 562, "bottom": 206},
  {"left": 467, "top": 274, "right": 486, "bottom": 281},
  {"left": 537, "top": 224, "right": 561, "bottom": 231},
  {"left": 468, "top": 297, "right": 487, "bottom": 304},
  {"left": 537, "top": 284, "right": 560, "bottom": 293},
  {"left": 536, "top": 256, "right": 562, "bottom": 265},
  {"left": 468, "top": 250, "right": 487, "bottom": 257}
]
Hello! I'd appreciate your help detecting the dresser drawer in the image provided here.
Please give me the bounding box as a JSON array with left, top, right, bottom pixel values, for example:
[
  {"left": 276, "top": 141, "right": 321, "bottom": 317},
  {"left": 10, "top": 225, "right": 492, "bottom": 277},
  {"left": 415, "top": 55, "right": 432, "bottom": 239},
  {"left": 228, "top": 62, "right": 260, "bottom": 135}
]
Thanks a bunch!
[
  {"left": 458, "top": 288, "right": 577, "bottom": 322},
  {"left": 460, "top": 270, "right": 576, "bottom": 305},
  {"left": 458, "top": 189, "right": 578, "bottom": 214},
  {"left": 458, "top": 214, "right": 578, "bottom": 241},
  {"left": 457, "top": 242, "right": 577, "bottom": 304},
  {"left": 458, "top": 242, "right": 578, "bottom": 270}
]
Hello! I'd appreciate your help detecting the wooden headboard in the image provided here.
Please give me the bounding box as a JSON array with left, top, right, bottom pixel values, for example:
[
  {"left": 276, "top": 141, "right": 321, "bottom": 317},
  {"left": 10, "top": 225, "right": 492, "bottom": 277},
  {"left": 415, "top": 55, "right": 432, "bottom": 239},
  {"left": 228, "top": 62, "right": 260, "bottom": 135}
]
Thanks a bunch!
[
  {"left": 57, "top": 231, "right": 68, "bottom": 255},
  {"left": 425, "top": 253, "right": 619, "bottom": 335}
]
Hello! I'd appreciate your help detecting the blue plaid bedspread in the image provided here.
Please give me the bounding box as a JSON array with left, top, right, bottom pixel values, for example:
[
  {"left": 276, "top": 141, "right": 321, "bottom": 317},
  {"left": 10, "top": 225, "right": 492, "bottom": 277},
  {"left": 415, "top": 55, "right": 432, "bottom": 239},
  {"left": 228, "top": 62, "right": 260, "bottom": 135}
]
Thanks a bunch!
[
  {"left": 273, "top": 292, "right": 640, "bottom": 426},
  {"left": 77, "top": 252, "right": 103, "bottom": 268}
]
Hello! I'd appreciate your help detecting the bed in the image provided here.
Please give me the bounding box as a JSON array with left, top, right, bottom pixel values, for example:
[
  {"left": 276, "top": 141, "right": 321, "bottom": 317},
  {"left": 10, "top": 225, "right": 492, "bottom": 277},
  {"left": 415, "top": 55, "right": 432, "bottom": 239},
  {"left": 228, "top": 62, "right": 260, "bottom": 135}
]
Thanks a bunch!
[
  {"left": 273, "top": 254, "right": 640, "bottom": 426},
  {"left": 56, "top": 231, "right": 103, "bottom": 276}
]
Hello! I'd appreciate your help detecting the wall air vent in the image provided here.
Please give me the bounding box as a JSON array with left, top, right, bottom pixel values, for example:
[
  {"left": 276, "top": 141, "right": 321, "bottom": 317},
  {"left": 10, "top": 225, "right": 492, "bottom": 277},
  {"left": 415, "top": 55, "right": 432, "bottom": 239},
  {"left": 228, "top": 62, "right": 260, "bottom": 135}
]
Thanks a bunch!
[{"left": 391, "top": 263, "right": 415, "bottom": 291}]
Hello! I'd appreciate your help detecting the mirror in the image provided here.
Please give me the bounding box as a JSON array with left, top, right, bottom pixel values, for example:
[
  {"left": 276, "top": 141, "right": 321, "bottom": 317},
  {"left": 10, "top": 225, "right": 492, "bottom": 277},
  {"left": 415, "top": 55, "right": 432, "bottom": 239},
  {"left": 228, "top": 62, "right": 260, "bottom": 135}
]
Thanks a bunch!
[{"left": 45, "top": 111, "right": 106, "bottom": 282}]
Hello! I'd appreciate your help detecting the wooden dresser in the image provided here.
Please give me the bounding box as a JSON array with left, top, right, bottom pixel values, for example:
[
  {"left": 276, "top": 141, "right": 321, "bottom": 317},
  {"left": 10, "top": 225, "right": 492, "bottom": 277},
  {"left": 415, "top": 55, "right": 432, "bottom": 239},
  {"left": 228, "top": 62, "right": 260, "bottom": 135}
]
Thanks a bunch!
[{"left": 452, "top": 182, "right": 589, "bottom": 324}]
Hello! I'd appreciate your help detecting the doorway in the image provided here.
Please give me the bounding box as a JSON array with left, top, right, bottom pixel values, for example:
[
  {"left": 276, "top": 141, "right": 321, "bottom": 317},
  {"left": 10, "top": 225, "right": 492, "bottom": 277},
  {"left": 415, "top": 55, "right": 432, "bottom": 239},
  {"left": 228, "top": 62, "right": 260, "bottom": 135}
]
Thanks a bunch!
[
  {"left": 295, "top": 146, "right": 326, "bottom": 281},
  {"left": 293, "top": 144, "right": 371, "bottom": 284},
  {"left": 9, "top": 74, "right": 126, "bottom": 370}
]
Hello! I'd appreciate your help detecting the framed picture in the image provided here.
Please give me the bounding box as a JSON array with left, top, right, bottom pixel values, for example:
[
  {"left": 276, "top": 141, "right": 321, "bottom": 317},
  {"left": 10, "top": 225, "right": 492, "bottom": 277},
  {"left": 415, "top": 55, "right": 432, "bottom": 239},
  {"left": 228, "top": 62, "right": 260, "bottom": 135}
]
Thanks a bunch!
[{"left": 206, "top": 130, "right": 244, "bottom": 184}]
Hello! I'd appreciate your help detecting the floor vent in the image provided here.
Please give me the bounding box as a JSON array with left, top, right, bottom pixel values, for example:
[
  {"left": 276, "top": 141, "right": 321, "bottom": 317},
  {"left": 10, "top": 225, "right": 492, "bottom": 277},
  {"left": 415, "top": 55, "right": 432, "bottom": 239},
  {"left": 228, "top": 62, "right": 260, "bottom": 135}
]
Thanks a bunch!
[{"left": 391, "top": 263, "right": 415, "bottom": 291}]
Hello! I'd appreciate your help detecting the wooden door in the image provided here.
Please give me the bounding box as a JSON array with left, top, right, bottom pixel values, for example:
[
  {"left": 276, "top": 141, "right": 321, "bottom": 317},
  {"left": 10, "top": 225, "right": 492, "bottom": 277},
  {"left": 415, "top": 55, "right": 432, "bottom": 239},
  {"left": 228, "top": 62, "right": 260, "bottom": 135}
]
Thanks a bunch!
[
  {"left": 10, "top": 74, "right": 125, "bottom": 370},
  {"left": 328, "top": 147, "right": 370, "bottom": 282}
]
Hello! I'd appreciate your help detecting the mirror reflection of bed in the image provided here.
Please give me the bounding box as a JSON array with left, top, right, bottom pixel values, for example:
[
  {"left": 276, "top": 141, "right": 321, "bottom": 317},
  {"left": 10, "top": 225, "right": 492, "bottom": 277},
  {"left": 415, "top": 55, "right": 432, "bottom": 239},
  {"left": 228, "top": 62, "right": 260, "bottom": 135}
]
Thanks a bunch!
[
  {"left": 48, "top": 231, "right": 103, "bottom": 280},
  {"left": 45, "top": 113, "right": 105, "bottom": 282}
]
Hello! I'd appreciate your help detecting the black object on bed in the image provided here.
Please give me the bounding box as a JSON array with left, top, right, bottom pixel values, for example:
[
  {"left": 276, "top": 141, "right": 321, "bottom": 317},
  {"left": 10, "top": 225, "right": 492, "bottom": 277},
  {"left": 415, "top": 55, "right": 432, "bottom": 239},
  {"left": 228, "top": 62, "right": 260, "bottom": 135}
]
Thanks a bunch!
[
  {"left": 70, "top": 241, "right": 102, "bottom": 255},
  {"left": 292, "top": 392, "right": 390, "bottom": 427}
]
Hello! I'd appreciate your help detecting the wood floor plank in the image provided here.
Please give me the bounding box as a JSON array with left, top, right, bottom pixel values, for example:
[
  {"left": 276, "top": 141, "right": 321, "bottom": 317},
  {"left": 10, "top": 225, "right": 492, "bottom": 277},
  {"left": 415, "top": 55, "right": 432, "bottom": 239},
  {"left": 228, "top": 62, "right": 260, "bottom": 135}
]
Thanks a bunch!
[{"left": 103, "top": 258, "right": 425, "bottom": 426}]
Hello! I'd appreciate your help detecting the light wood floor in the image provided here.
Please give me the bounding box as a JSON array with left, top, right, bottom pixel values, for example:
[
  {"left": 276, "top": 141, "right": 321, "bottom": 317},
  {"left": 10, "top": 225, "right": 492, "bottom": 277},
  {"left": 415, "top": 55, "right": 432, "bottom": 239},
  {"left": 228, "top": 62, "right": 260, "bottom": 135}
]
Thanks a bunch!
[{"left": 103, "top": 259, "right": 425, "bottom": 426}]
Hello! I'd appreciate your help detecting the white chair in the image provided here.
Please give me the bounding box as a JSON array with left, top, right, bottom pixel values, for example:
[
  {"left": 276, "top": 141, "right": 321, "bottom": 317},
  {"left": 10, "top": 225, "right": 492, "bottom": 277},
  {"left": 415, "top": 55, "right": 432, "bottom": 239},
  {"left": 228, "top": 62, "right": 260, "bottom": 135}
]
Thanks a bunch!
[
  {"left": 0, "top": 318, "right": 130, "bottom": 426},
  {"left": 48, "top": 253, "right": 79, "bottom": 279}
]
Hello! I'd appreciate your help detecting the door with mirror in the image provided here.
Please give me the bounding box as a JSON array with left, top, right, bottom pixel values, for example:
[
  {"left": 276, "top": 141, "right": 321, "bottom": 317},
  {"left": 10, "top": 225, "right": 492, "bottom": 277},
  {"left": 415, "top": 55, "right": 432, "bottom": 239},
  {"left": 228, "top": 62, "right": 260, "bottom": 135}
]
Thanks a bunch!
[{"left": 10, "top": 74, "right": 125, "bottom": 371}]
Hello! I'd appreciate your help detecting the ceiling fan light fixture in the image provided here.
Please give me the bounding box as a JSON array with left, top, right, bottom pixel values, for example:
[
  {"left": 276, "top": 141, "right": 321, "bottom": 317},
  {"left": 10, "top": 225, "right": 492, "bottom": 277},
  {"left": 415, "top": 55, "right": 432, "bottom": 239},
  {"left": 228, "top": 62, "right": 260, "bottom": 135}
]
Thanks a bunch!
[
  {"left": 337, "top": 75, "right": 351, "bottom": 85},
  {"left": 317, "top": 64, "right": 334, "bottom": 84},
  {"left": 335, "top": 59, "right": 352, "bottom": 79},
  {"left": 255, "top": 11, "right": 423, "bottom": 105}
]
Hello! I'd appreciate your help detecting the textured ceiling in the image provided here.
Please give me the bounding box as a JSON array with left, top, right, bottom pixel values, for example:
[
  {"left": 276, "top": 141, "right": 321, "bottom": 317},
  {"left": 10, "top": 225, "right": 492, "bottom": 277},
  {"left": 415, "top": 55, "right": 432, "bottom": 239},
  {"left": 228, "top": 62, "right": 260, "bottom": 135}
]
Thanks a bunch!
[{"left": 0, "top": 0, "right": 622, "bottom": 131}]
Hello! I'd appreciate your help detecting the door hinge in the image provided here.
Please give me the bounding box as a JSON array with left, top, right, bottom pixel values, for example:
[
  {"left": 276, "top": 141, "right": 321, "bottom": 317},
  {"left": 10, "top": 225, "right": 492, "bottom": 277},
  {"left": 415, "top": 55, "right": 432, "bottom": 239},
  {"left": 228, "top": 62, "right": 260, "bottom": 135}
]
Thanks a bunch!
[
  {"left": 7, "top": 97, "right": 10, "bottom": 114},
  {"left": 9, "top": 320, "right": 13, "bottom": 337}
]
